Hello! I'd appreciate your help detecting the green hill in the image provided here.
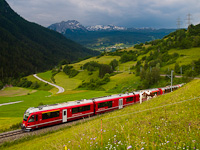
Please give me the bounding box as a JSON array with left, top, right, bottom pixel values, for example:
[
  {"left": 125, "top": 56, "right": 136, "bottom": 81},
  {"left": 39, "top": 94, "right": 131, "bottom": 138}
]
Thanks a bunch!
[{"left": 0, "top": 0, "right": 99, "bottom": 82}]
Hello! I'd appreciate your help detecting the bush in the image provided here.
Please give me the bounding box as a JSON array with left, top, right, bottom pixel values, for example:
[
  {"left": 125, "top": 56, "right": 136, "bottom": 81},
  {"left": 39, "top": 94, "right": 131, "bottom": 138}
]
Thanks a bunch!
[
  {"left": 83, "top": 61, "right": 100, "bottom": 71},
  {"left": 31, "top": 81, "right": 40, "bottom": 89},
  {"left": 63, "top": 65, "right": 79, "bottom": 78}
]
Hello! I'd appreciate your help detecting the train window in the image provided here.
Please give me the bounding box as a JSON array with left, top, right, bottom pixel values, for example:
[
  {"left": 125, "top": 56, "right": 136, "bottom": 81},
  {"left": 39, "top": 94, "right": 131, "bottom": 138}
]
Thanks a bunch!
[
  {"left": 98, "top": 101, "right": 112, "bottom": 108},
  {"left": 126, "top": 97, "right": 133, "bottom": 102},
  {"left": 36, "top": 115, "right": 38, "bottom": 121},
  {"left": 72, "top": 107, "right": 79, "bottom": 114},
  {"left": 28, "top": 115, "right": 35, "bottom": 123},
  {"left": 72, "top": 105, "right": 91, "bottom": 114},
  {"left": 23, "top": 113, "right": 29, "bottom": 121},
  {"left": 42, "top": 111, "right": 60, "bottom": 120}
]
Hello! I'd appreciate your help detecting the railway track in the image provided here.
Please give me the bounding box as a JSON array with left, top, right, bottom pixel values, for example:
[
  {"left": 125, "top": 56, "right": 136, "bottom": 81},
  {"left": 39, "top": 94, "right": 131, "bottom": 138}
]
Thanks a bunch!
[{"left": 0, "top": 129, "right": 24, "bottom": 139}]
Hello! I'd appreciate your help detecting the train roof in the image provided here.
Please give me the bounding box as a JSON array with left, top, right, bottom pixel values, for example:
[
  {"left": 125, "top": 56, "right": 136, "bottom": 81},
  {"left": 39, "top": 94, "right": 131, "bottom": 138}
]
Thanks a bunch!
[
  {"left": 25, "top": 99, "right": 93, "bottom": 114},
  {"left": 25, "top": 92, "right": 140, "bottom": 113},
  {"left": 92, "top": 92, "right": 140, "bottom": 102}
]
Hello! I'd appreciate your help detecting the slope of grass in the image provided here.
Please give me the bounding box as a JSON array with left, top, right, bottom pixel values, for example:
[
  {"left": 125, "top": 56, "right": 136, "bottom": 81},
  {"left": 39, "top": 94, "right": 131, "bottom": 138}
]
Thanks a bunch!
[
  {"left": 0, "top": 87, "right": 36, "bottom": 97},
  {"left": 26, "top": 75, "right": 54, "bottom": 91},
  {"left": 37, "top": 70, "right": 53, "bottom": 83},
  {"left": 54, "top": 72, "right": 82, "bottom": 91},
  {"left": 71, "top": 56, "right": 120, "bottom": 70},
  {"left": 1, "top": 79, "right": 199, "bottom": 150},
  {"left": 102, "top": 72, "right": 140, "bottom": 92},
  {"left": 161, "top": 47, "right": 200, "bottom": 72}
]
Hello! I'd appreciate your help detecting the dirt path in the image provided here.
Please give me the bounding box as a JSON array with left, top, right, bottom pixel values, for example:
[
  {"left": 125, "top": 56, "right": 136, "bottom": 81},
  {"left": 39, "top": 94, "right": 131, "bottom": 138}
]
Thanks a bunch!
[
  {"left": 33, "top": 74, "right": 65, "bottom": 94},
  {"left": 0, "top": 101, "right": 23, "bottom": 106}
]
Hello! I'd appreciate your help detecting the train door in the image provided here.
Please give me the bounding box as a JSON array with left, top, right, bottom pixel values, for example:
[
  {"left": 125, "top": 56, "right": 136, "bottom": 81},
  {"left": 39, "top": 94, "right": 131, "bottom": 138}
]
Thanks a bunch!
[
  {"left": 119, "top": 99, "right": 123, "bottom": 109},
  {"left": 62, "top": 109, "right": 67, "bottom": 123},
  {"left": 35, "top": 115, "right": 39, "bottom": 128}
]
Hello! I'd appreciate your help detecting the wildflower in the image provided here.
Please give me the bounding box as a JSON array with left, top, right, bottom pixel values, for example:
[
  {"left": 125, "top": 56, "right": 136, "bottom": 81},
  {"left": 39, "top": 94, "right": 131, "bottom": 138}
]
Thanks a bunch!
[
  {"left": 114, "top": 135, "right": 116, "bottom": 137},
  {"left": 174, "top": 142, "right": 176, "bottom": 144},
  {"left": 141, "top": 147, "right": 144, "bottom": 150},
  {"left": 194, "top": 147, "right": 195, "bottom": 149},
  {"left": 127, "top": 145, "right": 132, "bottom": 149},
  {"left": 167, "top": 141, "right": 169, "bottom": 143}
]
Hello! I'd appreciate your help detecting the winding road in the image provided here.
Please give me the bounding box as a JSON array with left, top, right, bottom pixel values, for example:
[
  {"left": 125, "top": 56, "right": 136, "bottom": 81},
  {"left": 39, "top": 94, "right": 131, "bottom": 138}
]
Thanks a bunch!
[{"left": 33, "top": 74, "right": 65, "bottom": 94}]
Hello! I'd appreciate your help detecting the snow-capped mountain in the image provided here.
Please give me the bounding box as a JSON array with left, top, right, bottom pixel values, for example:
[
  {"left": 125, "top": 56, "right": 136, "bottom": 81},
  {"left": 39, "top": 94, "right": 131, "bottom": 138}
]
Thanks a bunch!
[
  {"left": 86, "top": 25, "right": 127, "bottom": 31},
  {"left": 48, "top": 20, "right": 128, "bottom": 33},
  {"left": 48, "top": 20, "right": 87, "bottom": 33}
]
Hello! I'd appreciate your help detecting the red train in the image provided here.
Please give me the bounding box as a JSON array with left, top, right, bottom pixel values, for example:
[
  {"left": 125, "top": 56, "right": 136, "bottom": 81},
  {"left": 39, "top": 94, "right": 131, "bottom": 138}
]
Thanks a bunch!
[{"left": 21, "top": 84, "right": 184, "bottom": 131}]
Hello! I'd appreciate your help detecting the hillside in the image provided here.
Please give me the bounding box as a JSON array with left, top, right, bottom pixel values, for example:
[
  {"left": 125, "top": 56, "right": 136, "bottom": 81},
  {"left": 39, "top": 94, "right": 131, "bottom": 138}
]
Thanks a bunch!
[
  {"left": 0, "top": 0, "right": 99, "bottom": 82},
  {"left": 40, "top": 25, "right": 200, "bottom": 94},
  {"left": 1, "top": 79, "right": 199, "bottom": 149}
]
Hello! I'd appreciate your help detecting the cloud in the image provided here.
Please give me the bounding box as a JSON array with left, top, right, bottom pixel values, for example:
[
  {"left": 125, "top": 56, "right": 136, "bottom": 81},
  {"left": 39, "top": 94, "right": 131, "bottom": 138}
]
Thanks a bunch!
[{"left": 6, "top": 0, "right": 200, "bottom": 28}]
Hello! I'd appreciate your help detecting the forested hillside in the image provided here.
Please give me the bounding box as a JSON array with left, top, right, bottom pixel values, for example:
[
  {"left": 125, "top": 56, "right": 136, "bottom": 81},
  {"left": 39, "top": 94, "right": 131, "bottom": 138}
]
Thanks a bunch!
[{"left": 0, "top": 0, "right": 99, "bottom": 83}]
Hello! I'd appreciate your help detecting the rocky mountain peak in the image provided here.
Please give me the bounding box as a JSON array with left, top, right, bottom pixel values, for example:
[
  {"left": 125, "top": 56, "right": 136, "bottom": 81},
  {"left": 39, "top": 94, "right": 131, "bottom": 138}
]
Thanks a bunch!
[{"left": 48, "top": 20, "right": 87, "bottom": 33}]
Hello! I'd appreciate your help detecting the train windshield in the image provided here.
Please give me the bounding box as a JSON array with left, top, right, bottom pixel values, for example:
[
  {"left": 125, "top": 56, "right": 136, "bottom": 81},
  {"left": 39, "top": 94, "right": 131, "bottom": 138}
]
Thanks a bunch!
[{"left": 23, "top": 113, "right": 30, "bottom": 121}]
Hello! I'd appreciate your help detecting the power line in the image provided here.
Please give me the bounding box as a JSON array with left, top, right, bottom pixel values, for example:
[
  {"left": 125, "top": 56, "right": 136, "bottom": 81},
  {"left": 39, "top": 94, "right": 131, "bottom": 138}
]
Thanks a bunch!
[{"left": 176, "top": 17, "right": 182, "bottom": 29}]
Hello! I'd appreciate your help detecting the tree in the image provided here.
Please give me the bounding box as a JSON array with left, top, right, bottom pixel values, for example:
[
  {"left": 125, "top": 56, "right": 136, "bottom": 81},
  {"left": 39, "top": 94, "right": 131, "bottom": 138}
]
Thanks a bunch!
[
  {"left": 99, "top": 64, "right": 113, "bottom": 78},
  {"left": 174, "top": 63, "right": 180, "bottom": 74},
  {"left": 110, "top": 59, "right": 119, "bottom": 71}
]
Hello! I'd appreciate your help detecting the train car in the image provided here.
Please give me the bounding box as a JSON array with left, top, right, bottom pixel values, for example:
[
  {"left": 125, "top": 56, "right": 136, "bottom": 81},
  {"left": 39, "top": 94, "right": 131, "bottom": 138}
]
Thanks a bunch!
[
  {"left": 93, "top": 92, "right": 140, "bottom": 114},
  {"left": 122, "top": 92, "right": 140, "bottom": 107},
  {"left": 93, "top": 95, "right": 121, "bottom": 114},
  {"left": 22, "top": 99, "right": 94, "bottom": 131}
]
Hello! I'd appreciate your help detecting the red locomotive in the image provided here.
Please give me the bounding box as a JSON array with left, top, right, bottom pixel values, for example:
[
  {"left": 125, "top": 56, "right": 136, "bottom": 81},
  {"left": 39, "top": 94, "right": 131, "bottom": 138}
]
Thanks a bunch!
[{"left": 21, "top": 84, "right": 184, "bottom": 131}]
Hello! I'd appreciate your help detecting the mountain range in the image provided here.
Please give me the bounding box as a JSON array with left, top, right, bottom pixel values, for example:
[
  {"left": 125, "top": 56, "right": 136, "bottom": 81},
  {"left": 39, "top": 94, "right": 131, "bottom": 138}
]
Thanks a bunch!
[
  {"left": 48, "top": 20, "right": 176, "bottom": 50},
  {"left": 0, "top": 0, "right": 99, "bottom": 81},
  {"left": 48, "top": 20, "right": 158, "bottom": 32}
]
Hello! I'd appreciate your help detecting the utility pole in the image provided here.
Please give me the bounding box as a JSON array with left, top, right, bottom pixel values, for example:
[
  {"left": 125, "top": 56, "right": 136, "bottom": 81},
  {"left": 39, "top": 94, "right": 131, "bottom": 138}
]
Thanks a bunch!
[
  {"left": 171, "top": 70, "right": 174, "bottom": 92},
  {"left": 166, "top": 70, "right": 174, "bottom": 92},
  {"left": 180, "top": 67, "right": 182, "bottom": 77}
]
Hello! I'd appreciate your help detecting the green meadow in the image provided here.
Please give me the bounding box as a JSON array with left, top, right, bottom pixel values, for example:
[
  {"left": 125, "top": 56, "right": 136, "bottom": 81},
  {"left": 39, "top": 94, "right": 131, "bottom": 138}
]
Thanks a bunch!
[
  {"left": 0, "top": 88, "right": 109, "bottom": 132},
  {"left": 1, "top": 79, "right": 199, "bottom": 149}
]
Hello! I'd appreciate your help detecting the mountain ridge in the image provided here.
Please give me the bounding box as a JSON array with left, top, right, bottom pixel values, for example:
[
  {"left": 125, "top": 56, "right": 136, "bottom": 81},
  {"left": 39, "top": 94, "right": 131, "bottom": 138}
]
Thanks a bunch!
[
  {"left": 48, "top": 20, "right": 176, "bottom": 32},
  {"left": 48, "top": 20, "right": 176, "bottom": 50}
]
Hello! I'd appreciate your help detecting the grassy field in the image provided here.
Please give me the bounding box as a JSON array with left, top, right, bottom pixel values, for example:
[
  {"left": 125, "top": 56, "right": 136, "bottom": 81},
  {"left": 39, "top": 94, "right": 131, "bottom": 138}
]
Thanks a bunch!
[
  {"left": 161, "top": 47, "right": 200, "bottom": 72},
  {"left": 37, "top": 70, "right": 53, "bottom": 83},
  {"left": 1, "top": 79, "right": 199, "bottom": 149},
  {"left": 0, "top": 87, "right": 36, "bottom": 97},
  {"left": 54, "top": 72, "right": 82, "bottom": 91},
  {"left": 0, "top": 88, "right": 109, "bottom": 132},
  {"left": 102, "top": 72, "right": 140, "bottom": 92},
  {"left": 71, "top": 56, "right": 120, "bottom": 70}
]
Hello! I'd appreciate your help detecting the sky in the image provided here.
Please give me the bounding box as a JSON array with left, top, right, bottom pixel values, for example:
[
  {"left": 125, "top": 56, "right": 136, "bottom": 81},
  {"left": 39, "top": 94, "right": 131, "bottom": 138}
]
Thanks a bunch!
[{"left": 6, "top": 0, "right": 200, "bottom": 28}]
